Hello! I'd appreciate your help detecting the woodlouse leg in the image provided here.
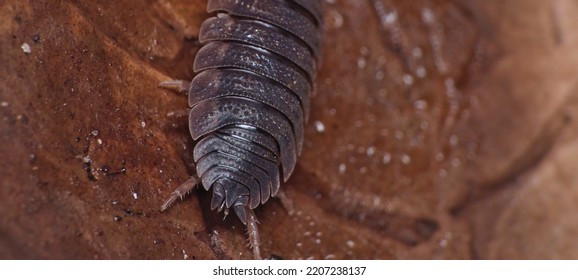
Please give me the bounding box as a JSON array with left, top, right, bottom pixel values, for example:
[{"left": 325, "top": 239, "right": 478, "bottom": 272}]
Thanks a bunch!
[
  {"left": 245, "top": 207, "right": 262, "bottom": 260},
  {"left": 274, "top": 189, "right": 295, "bottom": 216},
  {"left": 160, "top": 175, "right": 200, "bottom": 211},
  {"left": 158, "top": 79, "right": 190, "bottom": 94}
]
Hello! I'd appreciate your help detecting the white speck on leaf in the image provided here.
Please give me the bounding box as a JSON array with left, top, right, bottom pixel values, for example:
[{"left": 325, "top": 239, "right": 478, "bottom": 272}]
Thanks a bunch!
[{"left": 21, "top": 43, "right": 31, "bottom": 54}]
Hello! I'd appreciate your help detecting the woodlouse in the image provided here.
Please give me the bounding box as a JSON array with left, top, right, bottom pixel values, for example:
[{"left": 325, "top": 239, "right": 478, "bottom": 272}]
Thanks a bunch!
[{"left": 160, "top": 0, "right": 323, "bottom": 259}]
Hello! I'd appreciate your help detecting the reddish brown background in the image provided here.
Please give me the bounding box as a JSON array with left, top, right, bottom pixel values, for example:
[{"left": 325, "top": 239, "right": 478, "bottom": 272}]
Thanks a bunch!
[{"left": 2, "top": 0, "right": 578, "bottom": 259}]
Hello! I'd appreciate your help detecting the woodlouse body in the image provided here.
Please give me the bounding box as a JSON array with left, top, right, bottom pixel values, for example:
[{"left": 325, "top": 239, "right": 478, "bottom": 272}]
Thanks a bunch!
[{"left": 161, "top": 0, "right": 323, "bottom": 258}]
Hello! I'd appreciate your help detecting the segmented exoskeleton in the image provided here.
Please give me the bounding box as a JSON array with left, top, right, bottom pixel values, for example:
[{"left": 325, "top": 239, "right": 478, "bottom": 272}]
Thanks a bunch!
[{"left": 160, "top": 0, "right": 323, "bottom": 259}]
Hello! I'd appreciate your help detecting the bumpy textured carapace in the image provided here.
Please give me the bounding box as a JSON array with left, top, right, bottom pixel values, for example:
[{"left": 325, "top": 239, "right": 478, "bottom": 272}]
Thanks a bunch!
[{"left": 161, "top": 0, "right": 323, "bottom": 259}]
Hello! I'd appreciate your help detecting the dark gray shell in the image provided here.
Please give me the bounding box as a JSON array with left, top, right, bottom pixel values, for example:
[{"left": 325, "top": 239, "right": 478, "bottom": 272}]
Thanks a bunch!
[{"left": 189, "top": 0, "right": 323, "bottom": 222}]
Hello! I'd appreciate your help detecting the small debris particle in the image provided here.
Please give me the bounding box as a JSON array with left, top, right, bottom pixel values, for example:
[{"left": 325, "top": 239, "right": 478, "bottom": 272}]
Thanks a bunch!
[
  {"left": 111, "top": 200, "right": 119, "bottom": 205},
  {"left": 91, "top": 130, "right": 99, "bottom": 136},
  {"left": 414, "top": 100, "right": 428, "bottom": 110},
  {"left": 338, "top": 163, "right": 346, "bottom": 174},
  {"left": 32, "top": 34, "right": 40, "bottom": 43},
  {"left": 1, "top": 102, "right": 8, "bottom": 107},
  {"left": 132, "top": 192, "right": 138, "bottom": 200},
  {"left": 439, "top": 168, "right": 447, "bottom": 177},
  {"left": 346, "top": 240, "right": 355, "bottom": 248},
  {"left": 402, "top": 74, "right": 414, "bottom": 85},
  {"left": 324, "top": 254, "right": 336, "bottom": 260},
  {"left": 416, "top": 65, "right": 427, "bottom": 78},
  {"left": 382, "top": 152, "right": 391, "bottom": 164},
  {"left": 141, "top": 121, "right": 146, "bottom": 128},
  {"left": 439, "top": 239, "right": 448, "bottom": 248},
  {"left": 82, "top": 156, "right": 91, "bottom": 163},
  {"left": 21, "top": 43, "right": 31, "bottom": 54},
  {"left": 449, "top": 134, "right": 459, "bottom": 146},
  {"left": 113, "top": 216, "right": 122, "bottom": 222},
  {"left": 435, "top": 152, "right": 445, "bottom": 161},
  {"left": 357, "top": 57, "right": 366, "bottom": 69},
  {"left": 366, "top": 146, "right": 376, "bottom": 156},
  {"left": 314, "top": 120, "right": 325, "bottom": 133},
  {"left": 97, "top": 139, "right": 103, "bottom": 145},
  {"left": 384, "top": 10, "right": 397, "bottom": 24},
  {"left": 401, "top": 154, "right": 411, "bottom": 164}
]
